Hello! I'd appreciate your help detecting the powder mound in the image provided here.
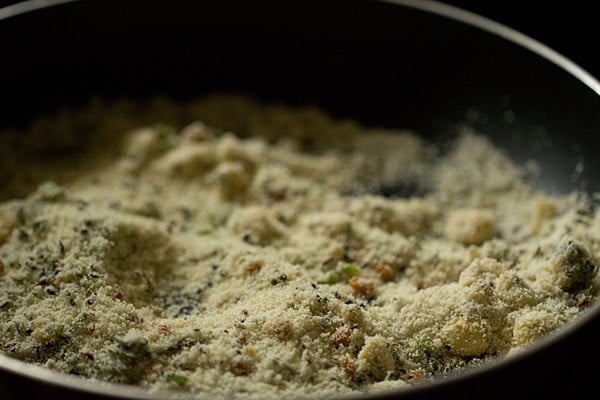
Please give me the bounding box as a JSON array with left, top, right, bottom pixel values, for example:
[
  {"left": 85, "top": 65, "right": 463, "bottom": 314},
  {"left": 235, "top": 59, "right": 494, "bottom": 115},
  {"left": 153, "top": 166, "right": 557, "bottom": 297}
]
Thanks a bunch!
[{"left": 0, "top": 95, "right": 598, "bottom": 400}]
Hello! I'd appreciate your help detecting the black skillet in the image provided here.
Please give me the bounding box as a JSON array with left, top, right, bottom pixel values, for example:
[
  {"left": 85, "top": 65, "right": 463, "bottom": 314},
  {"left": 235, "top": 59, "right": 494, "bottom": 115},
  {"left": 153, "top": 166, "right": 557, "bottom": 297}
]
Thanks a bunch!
[{"left": 1, "top": 0, "right": 599, "bottom": 399}]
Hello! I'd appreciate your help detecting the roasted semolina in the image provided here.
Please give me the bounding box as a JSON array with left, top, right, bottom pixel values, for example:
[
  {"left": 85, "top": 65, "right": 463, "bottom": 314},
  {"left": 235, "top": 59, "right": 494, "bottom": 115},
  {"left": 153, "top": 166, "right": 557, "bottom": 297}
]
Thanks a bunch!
[{"left": 0, "top": 95, "right": 598, "bottom": 400}]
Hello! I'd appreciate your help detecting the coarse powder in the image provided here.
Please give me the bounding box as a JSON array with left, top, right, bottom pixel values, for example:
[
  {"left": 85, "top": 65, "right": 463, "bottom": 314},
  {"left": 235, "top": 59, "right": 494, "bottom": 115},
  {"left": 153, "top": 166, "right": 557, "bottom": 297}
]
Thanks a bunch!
[{"left": 0, "top": 94, "right": 598, "bottom": 399}]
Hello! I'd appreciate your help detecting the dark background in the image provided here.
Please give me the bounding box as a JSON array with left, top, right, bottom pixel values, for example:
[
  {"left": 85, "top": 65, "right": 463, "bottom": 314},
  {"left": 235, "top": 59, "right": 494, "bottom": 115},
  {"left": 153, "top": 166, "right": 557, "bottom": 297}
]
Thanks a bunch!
[
  {"left": 1, "top": 0, "right": 598, "bottom": 81},
  {"left": 437, "top": 1, "right": 599, "bottom": 82}
]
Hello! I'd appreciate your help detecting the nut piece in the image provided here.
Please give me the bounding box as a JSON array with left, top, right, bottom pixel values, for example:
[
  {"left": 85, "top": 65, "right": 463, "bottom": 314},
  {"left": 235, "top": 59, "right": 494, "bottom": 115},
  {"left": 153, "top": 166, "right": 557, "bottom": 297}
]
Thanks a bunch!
[
  {"left": 530, "top": 198, "right": 557, "bottom": 234},
  {"left": 356, "top": 335, "right": 396, "bottom": 381},
  {"left": 0, "top": 204, "right": 18, "bottom": 244},
  {"left": 445, "top": 208, "right": 495, "bottom": 245},
  {"left": 180, "top": 121, "right": 214, "bottom": 142},
  {"left": 440, "top": 318, "right": 489, "bottom": 356}
]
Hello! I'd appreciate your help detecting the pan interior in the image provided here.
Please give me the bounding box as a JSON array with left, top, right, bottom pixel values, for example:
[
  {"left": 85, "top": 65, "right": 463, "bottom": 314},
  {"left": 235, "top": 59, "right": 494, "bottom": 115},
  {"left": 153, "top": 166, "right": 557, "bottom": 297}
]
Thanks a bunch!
[{"left": 1, "top": 1, "right": 600, "bottom": 400}]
